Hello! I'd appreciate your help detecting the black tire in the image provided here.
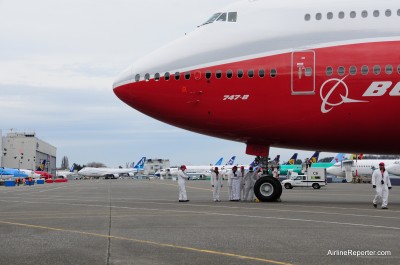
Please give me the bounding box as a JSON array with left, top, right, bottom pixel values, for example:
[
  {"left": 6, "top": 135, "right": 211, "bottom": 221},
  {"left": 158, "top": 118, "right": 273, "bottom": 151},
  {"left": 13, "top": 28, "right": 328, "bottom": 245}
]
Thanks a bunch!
[
  {"left": 312, "top": 183, "right": 320, "bottom": 189},
  {"left": 284, "top": 183, "right": 293, "bottom": 189},
  {"left": 254, "top": 176, "right": 282, "bottom": 202}
]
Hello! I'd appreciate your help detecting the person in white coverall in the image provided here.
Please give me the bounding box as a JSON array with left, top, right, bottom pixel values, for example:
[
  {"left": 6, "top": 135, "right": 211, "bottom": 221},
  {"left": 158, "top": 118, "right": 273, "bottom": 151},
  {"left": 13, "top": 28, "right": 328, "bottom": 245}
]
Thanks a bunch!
[
  {"left": 227, "top": 167, "right": 232, "bottom": 200},
  {"left": 210, "top": 167, "right": 223, "bottom": 202},
  {"left": 229, "top": 166, "right": 241, "bottom": 201},
  {"left": 177, "top": 165, "right": 189, "bottom": 202},
  {"left": 372, "top": 162, "right": 392, "bottom": 209},
  {"left": 240, "top": 166, "right": 245, "bottom": 200},
  {"left": 243, "top": 166, "right": 255, "bottom": 201}
]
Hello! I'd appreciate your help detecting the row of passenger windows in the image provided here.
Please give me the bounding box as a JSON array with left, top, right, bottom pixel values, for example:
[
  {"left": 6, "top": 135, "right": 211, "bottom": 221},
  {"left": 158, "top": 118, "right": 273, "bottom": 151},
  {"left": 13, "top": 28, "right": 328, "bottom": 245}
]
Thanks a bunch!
[
  {"left": 326, "top": 65, "right": 400, "bottom": 76},
  {"left": 305, "top": 9, "right": 400, "bottom": 21},
  {"left": 135, "top": 68, "right": 278, "bottom": 82},
  {"left": 134, "top": 64, "right": 400, "bottom": 82}
]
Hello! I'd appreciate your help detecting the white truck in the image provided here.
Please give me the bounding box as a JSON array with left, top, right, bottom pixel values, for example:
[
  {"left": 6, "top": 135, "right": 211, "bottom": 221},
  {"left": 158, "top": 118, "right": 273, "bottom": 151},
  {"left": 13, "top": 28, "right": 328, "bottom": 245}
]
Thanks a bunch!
[{"left": 282, "top": 168, "right": 326, "bottom": 189}]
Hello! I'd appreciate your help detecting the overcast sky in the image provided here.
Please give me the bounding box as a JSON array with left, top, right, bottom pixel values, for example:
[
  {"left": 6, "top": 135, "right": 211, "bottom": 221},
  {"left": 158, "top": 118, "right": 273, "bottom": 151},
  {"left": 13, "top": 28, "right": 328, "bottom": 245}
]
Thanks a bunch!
[{"left": 0, "top": 0, "right": 337, "bottom": 168}]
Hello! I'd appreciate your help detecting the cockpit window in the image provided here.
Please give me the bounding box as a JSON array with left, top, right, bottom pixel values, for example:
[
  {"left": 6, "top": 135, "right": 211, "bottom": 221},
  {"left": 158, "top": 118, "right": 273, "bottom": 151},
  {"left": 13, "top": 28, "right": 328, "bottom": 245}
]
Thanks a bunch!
[
  {"left": 228, "top": 12, "right": 237, "bottom": 22},
  {"left": 201, "top": 12, "right": 237, "bottom": 26},
  {"left": 216, "top": 13, "right": 227, "bottom": 22},
  {"left": 202, "top": 13, "right": 221, "bottom": 25}
]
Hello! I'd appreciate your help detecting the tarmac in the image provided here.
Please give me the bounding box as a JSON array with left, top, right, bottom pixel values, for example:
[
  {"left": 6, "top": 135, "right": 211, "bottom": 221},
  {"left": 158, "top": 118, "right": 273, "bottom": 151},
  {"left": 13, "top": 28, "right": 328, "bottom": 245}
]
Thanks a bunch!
[{"left": 0, "top": 179, "right": 399, "bottom": 265}]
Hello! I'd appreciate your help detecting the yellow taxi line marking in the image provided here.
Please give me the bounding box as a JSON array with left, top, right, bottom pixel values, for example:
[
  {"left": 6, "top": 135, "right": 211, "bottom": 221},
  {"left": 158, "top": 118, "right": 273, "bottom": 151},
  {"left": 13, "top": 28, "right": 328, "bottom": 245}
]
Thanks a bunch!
[{"left": 0, "top": 220, "right": 291, "bottom": 265}]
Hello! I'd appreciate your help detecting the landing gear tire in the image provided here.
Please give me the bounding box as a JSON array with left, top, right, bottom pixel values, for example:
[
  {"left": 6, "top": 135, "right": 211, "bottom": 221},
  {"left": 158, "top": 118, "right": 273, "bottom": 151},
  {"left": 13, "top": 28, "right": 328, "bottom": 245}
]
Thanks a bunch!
[{"left": 254, "top": 177, "right": 282, "bottom": 202}]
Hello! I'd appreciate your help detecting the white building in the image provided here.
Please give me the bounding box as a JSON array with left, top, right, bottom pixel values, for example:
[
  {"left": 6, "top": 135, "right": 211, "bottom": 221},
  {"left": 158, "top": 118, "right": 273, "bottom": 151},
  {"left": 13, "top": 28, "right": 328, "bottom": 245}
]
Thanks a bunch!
[
  {"left": 144, "top": 158, "right": 170, "bottom": 175},
  {"left": 1, "top": 131, "right": 56, "bottom": 174}
]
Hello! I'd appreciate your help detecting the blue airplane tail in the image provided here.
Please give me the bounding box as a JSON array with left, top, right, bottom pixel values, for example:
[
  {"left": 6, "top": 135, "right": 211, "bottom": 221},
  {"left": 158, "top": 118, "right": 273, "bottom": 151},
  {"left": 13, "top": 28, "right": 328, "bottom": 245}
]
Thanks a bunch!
[
  {"left": 273, "top": 155, "right": 280, "bottom": 163},
  {"left": 226, "top": 156, "right": 236, "bottom": 165},
  {"left": 215, "top": 157, "right": 223, "bottom": 166},
  {"left": 309, "top": 151, "right": 320, "bottom": 163},
  {"left": 284, "top": 153, "right": 298, "bottom": 165},
  {"left": 332, "top": 153, "right": 345, "bottom": 163},
  {"left": 134, "top": 157, "right": 146, "bottom": 170}
]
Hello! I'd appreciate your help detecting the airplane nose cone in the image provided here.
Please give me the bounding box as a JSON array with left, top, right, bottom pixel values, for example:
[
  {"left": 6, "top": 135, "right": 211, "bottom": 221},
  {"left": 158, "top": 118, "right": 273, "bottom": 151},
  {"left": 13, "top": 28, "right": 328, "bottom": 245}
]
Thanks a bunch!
[{"left": 113, "top": 66, "right": 133, "bottom": 103}]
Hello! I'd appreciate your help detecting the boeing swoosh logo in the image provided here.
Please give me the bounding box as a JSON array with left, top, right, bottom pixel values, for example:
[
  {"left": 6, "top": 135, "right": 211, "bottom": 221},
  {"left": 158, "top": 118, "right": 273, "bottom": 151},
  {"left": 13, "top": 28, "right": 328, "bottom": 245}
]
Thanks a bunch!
[{"left": 320, "top": 76, "right": 368, "bottom": 113}]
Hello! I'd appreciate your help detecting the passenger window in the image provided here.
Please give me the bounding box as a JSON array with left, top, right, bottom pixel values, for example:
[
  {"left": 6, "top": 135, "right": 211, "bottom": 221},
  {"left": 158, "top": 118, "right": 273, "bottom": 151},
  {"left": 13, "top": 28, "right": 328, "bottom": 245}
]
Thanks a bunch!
[
  {"left": 270, "top": 69, "right": 277, "bottom": 78},
  {"left": 248, "top": 69, "right": 254, "bottom": 78},
  {"left": 398, "top": 9, "right": 400, "bottom": 16},
  {"left": 326, "top": 66, "right": 333, "bottom": 76},
  {"left": 226, "top": 70, "right": 233, "bottom": 79},
  {"left": 206, "top": 71, "right": 212, "bottom": 79},
  {"left": 385, "top": 9, "right": 392, "bottom": 17},
  {"left": 338, "top": 11, "right": 345, "bottom": 19},
  {"left": 350, "top": 11, "right": 356, "bottom": 18},
  {"left": 327, "top": 12, "right": 333, "bottom": 19},
  {"left": 216, "top": 13, "right": 227, "bottom": 22},
  {"left": 361, "top": 65, "right": 369, "bottom": 75},
  {"left": 258, "top": 69, "right": 265, "bottom": 78},
  {"left": 349, "top": 66, "right": 357, "bottom": 75},
  {"left": 154, "top": 73, "right": 160, "bottom": 81},
  {"left": 185, "top": 71, "right": 191, "bottom": 80},
  {"left": 164, "top": 72, "right": 170, "bottom": 81},
  {"left": 216, "top": 70, "right": 222, "bottom": 79},
  {"left": 228, "top": 12, "right": 237, "bottom": 22},
  {"left": 361, "top": 10, "right": 368, "bottom": 18},
  {"left": 145, "top": 73, "right": 150, "bottom": 81},
  {"left": 135, "top": 74, "right": 140, "bottom": 82},
  {"left": 316, "top": 13, "right": 322, "bottom": 20},
  {"left": 305, "top": 67, "right": 312, "bottom": 77},
  {"left": 385, "top": 65, "right": 393, "bottom": 75},
  {"left": 397, "top": 65, "right": 400, "bottom": 74},
  {"left": 174, "top": 72, "right": 180, "bottom": 80},
  {"left": 373, "top": 65, "right": 381, "bottom": 75},
  {"left": 373, "top": 10, "right": 380, "bottom": 17},
  {"left": 305, "top": 14, "right": 311, "bottom": 21},
  {"left": 237, "top": 69, "right": 244, "bottom": 78}
]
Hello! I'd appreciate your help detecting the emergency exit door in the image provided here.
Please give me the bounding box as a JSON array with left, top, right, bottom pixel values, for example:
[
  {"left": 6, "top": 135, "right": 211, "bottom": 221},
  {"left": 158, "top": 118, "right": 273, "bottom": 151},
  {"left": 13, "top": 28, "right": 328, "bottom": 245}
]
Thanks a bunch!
[{"left": 291, "top": 51, "right": 315, "bottom": 94}]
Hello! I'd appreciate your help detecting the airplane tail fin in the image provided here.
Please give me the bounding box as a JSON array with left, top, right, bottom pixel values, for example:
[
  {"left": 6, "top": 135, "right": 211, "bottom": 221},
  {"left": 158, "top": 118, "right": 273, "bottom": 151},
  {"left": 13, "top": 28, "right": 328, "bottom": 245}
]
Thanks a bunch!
[
  {"left": 285, "top": 153, "right": 298, "bottom": 165},
  {"left": 226, "top": 156, "right": 236, "bottom": 165},
  {"left": 70, "top": 164, "right": 75, "bottom": 172},
  {"left": 37, "top": 160, "right": 46, "bottom": 171},
  {"left": 332, "top": 153, "right": 345, "bottom": 163},
  {"left": 215, "top": 157, "right": 223, "bottom": 166},
  {"left": 309, "top": 151, "right": 320, "bottom": 163},
  {"left": 134, "top": 157, "right": 146, "bottom": 170},
  {"left": 273, "top": 155, "right": 280, "bottom": 163}
]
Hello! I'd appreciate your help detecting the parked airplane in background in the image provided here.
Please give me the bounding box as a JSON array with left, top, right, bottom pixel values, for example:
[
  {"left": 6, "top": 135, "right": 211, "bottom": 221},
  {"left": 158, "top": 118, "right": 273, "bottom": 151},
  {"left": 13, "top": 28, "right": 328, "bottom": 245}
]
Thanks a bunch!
[
  {"left": 387, "top": 161, "right": 400, "bottom": 176},
  {"left": 311, "top": 153, "right": 346, "bottom": 168},
  {"left": 327, "top": 159, "right": 400, "bottom": 180},
  {"left": 78, "top": 157, "right": 146, "bottom": 178},
  {"left": 56, "top": 165, "right": 76, "bottom": 178},
  {"left": 279, "top": 151, "right": 320, "bottom": 175},
  {"left": 113, "top": 0, "right": 400, "bottom": 201}
]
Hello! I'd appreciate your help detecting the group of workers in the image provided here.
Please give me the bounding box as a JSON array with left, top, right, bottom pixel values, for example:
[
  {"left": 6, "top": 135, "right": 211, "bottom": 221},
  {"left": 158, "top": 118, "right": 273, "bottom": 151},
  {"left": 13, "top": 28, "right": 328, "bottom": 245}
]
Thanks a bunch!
[
  {"left": 177, "top": 164, "right": 262, "bottom": 202},
  {"left": 14, "top": 177, "right": 33, "bottom": 186}
]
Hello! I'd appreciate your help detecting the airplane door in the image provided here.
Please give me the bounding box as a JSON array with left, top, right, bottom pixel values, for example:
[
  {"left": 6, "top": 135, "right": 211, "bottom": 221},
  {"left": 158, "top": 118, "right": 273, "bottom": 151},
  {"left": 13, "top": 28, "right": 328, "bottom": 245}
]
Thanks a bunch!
[{"left": 291, "top": 51, "right": 315, "bottom": 94}]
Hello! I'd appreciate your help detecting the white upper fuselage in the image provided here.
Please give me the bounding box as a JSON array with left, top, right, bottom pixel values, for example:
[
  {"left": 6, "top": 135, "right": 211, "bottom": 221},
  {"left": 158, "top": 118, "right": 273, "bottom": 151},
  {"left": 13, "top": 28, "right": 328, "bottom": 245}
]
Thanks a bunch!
[
  {"left": 386, "top": 160, "right": 400, "bottom": 175},
  {"left": 114, "top": 0, "right": 400, "bottom": 88},
  {"left": 78, "top": 167, "right": 136, "bottom": 177}
]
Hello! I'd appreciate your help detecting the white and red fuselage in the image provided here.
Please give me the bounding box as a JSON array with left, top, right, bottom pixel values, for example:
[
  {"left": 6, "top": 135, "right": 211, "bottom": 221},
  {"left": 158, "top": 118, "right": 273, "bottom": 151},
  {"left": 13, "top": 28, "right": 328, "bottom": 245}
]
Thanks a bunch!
[{"left": 113, "top": 0, "right": 400, "bottom": 157}]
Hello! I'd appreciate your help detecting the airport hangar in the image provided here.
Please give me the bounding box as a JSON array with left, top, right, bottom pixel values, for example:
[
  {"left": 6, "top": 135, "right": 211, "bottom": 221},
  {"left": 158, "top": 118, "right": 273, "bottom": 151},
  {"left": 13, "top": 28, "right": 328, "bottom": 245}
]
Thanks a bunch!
[{"left": 0, "top": 131, "right": 56, "bottom": 175}]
